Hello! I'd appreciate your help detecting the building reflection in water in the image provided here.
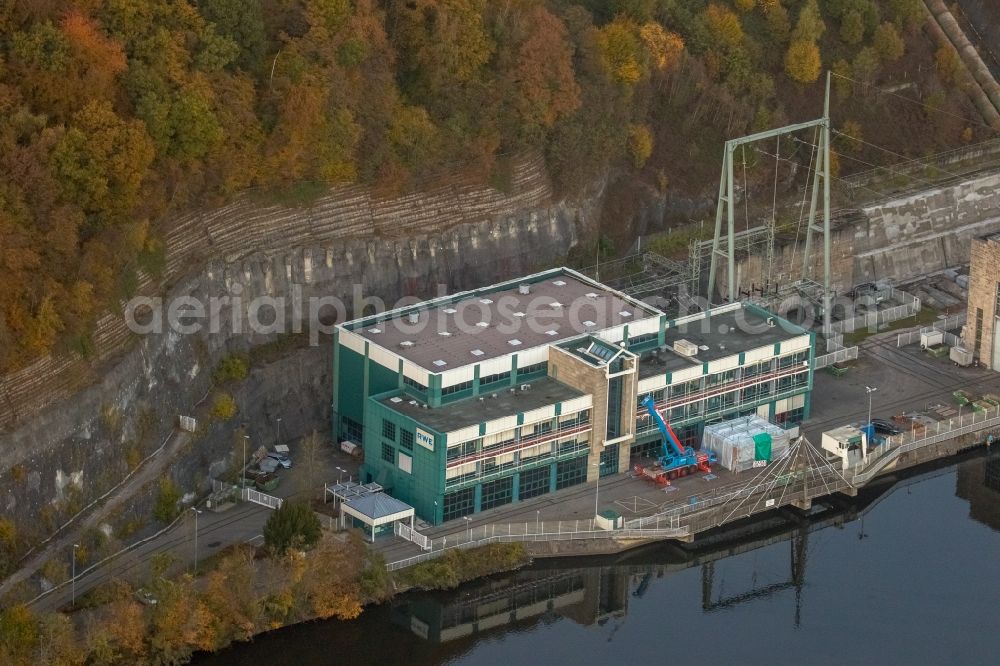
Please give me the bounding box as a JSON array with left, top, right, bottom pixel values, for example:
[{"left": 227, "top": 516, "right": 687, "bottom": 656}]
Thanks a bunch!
[
  {"left": 956, "top": 452, "right": 1000, "bottom": 531},
  {"left": 391, "top": 567, "right": 632, "bottom": 643}
]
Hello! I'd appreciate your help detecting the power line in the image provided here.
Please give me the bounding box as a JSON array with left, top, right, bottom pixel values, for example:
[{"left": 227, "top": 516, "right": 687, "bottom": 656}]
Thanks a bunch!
[
  {"left": 830, "top": 128, "right": 967, "bottom": 182},
  {"left": 829, "top": 71, "right": 1000, "bottom": 134}
]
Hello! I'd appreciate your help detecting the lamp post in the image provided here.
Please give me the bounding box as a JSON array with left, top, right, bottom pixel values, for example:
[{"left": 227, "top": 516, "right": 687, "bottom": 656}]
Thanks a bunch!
[
  {"left": 536, "top": 510, "right": 540, "bottom": 533},
  {"left": 865, "top": 386, "right": 877, "bottom": 459},
  {"left": 71, "top": 543, "right": 80, "bottom": 607},
  {"left": 463, "top": 516, "right": 471, "bottom": 541},
  {"left": 242, "top": 434, "right": 250, "bottom": 478},
  {"left": 191, "top": 508, "right": 202, "bottom": 575},
  {"left": 276, "top": 417, "right": 282, "bottom": 447}
]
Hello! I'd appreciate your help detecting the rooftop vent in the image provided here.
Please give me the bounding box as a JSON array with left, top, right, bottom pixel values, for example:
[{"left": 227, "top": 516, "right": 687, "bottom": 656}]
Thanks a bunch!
[
  {"left": 674, "top": 339, "right": 699, "bottom": 357},
  {"left": 438, "top": 331, "right": 452, "bottom": 337},
  {"left": 369, "top": 327, "right": 382, "bottom": 334},
  {"left": 400, "top": 340, "right": 415, "bottom": 348},
  {"left": 508, "top": 339, "right": 522, "bottom": 346},
  {"left": 619, "top": 311, "right": 632, "bottom": 318},
  {"left": 698, "top": 345, "right": 710, "bottom": 351},
  {"left": 480, "top": 298, "right": 494, "bottom": 305},
  {"left": 545, "top": 330, "right": 558, "bottom": 336},
  {"left": 583, "top": 320, "right": 596, "bottom": 327},
  {"left": 408, "top": 400, "right": 418, "bottom": 405},
  {"left": 471, "top": 349, "right": 484, "bottom": 356},
  {"left": 478, "top": 396, "right": 485, "bottom": 402},
  {"left": 443, "top": 308, "right": 457, "bottom": 314},
  {"left": 767, "top": 317, "right": 776, "bottom": 328},
  {"left": 407, "top": 312, "right": 419, "bottom": 325},
  {"left": 553, "top": 280, "right": 567, "bottom": 287},
  {"left": 513, "top": 312, "right": 526, "bottom": 318},
  {"left": 585, "top": 292, "right": 599, "bottom": 299},
  {"left": 551, "top": 301, "right": 563, "bottom": 308},
  {"left": 520, "top": 384, "right": 531, "bottom": 391},
  {"left": 433, "top": 359, "right": 447, "bottom": 367},
  {"left": 390, "top": 397, "right": 403, "bottom": 403},
  {"left": 476, "top": 321, "right": 489, "bottom": 328},
  {"left": 518, "top": 284, "right": 531, "bottom": 295}
]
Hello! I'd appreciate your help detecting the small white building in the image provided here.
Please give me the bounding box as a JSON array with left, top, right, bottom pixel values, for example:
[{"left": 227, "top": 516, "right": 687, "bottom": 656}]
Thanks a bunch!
[{"left": 821, "top": 425, "right": 868, "bottom": 470}]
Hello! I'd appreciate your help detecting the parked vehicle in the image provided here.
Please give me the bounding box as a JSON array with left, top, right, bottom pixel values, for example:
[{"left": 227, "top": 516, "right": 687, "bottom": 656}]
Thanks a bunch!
[
  {"left": 267, "top": 452, "right": 292, "bottom": 469},
  {"left": 870, "top": 418, "right": 901, "bottom": 436},
  {"left": 136, "top": 589, "right": 158, "bottom": 606}
]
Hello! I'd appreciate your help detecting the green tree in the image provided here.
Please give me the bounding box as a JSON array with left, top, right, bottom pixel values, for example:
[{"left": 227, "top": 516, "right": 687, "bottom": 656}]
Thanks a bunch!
[
  {"left": 198, "top": 0, "right": 267, "bottom": 71},
  {"left": 791, "top": 0, "right": 825, "bottom": 43},
  {"left": 263, "top": 500, "right": 322, "bottom": 555},
  {"left": 839, "top": 10, "right": 865, "bottom": 45},
  {"left": 51, "top": 100, "right": 155, "bottom": 224},
  {"left": 873, "top": 22, "right": 905, "bottom": 63},
  {"left": 852, "top": 46, "right": 880, "bottom": 85},
  {"left": 153, "top": 478, "right": 182, "bottom": 524}
]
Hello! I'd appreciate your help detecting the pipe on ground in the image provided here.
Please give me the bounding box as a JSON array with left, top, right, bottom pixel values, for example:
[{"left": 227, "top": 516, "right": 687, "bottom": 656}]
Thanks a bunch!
[{"left": 925, "top": 0, "right": 1000, "bottom": 124}]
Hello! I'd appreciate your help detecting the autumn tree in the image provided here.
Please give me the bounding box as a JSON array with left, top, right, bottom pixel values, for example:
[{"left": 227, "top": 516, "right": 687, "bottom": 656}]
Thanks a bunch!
[
  {"left": 627, "top": 124, "right": 654, "bottom": 168},
  {"left": 598, "top": 18, "right": 645, "bottom": 85},
  {"left": 202, "top": 546, "right": 260, "bottom": 645},
  {"left": 704, "top": 4, "right": 744, "bottom": 50},
  {"left": 147, "top": 575, "right": 215, "bottom": 664},
  {"left": 785, "top": 40, "right": 821, "bottom": 84}
]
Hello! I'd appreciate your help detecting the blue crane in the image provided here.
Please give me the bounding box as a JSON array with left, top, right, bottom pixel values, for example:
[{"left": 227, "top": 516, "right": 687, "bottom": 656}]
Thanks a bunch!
[{"left": 640, "top": 394, "right": 717, "bottom": 475}]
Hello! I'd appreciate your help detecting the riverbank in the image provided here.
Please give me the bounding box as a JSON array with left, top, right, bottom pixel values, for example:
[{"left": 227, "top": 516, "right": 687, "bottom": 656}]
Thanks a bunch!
[{"left": 0, "top": 538, "right": 530, "bottom": 665}]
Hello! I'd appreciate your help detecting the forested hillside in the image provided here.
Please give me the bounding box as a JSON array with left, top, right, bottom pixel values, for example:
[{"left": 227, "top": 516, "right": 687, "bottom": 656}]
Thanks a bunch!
[{"left": 0, "top": 0, "right": 979, "bottom": 372}]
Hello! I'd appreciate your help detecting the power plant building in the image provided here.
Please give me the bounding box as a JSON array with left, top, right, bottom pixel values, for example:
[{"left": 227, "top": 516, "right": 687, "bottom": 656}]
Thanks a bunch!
[{"left": 333, "top": 268, "right": 815, "bottom": 524}]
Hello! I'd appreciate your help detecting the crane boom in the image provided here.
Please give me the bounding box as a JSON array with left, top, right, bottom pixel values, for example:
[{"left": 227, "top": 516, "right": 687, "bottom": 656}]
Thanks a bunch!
[{"left": 641, "top": 395, "right": 685, "bottom": 458}]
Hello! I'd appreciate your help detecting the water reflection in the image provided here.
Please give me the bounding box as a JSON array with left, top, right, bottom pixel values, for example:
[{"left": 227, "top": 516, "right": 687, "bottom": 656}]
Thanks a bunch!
[
  {"left": 198, "top": 452, "right": 1000, "bottom": 664},
  {"left": 956, "top": 452, "right": 1000, "bottom": 530}
]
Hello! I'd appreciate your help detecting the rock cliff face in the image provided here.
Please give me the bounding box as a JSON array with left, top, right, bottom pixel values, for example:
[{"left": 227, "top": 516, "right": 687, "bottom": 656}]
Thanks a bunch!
[{"left": 0, "top": 154, "right": 595, "bottom": 544}]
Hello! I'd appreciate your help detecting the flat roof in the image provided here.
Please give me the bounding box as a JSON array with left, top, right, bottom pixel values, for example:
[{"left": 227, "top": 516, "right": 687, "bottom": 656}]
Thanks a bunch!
[
  {"left": 380, "top": 376, "right": 585, "bottom": 433},
  {"left": 344, "top": 269, "right": 658, "bottom": 371},
  {"left": 639, "top": 305, "right": 808, "bottom": 379}
]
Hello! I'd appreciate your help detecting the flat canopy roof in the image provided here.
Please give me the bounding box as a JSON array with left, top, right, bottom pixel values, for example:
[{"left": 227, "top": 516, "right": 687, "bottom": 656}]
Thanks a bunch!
[
  {"left": 639, "top": 305, "right": 808, "bottom": 379},
  {"left": 381, "top": 375, "right": 585, "bottom": 433},
  {"left": 345, "top": 269, "right": 658, "bottom": 371}
]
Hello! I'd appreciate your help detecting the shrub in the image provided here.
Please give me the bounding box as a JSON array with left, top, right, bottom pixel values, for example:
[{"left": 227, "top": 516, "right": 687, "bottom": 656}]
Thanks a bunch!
[
  {"left": 153, "top": 478, "right": 182, "bottom": 524},
  {"left": 211, "top": 392, "right": 238, "bottom": 421},
  {"left": 213, "top": 355, "right": 249, "bottom": 384},
  {"left": 263, "top": 501, "right": 321, "bottom": 555},
  {"left": 397, "top": 543, "right": 529, "bottom": 590}
]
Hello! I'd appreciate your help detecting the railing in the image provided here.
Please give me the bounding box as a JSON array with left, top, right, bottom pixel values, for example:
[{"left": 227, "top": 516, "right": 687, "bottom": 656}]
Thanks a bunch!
[
  {"left": 815, "top": 346, "right": 859, "bottom": 369},
  {"left": 385, "top": 520, "right": 688, "bottom": 571},
  {"left": 394, "top": 522, "right": 432, "bottom": 551},
  {"left": 241, "top": 487, "right": 283, "bottom": 510},
  {"left": 850, "top": 404, "right": 1000, "bottom": 486}
]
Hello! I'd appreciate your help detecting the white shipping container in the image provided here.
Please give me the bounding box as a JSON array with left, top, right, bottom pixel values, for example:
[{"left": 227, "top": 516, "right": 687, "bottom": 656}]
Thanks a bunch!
[{"left": 702, "top": 416, "right": 791, "bottom": 473}]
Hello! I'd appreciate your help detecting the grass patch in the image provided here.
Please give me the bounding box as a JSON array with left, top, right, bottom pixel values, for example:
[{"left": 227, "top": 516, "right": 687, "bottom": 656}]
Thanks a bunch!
[
  {"left": 841, "top": 307, "right": 940, "bottom": 347},
  {"left": 396, "top": 543, "right": 530, "bottom": 591}
]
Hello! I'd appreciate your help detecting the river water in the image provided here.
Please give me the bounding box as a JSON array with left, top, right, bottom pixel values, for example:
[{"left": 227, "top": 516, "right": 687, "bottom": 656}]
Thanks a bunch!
[{"left": 199, "top": 453, "right": 1000, "bottom": 665}]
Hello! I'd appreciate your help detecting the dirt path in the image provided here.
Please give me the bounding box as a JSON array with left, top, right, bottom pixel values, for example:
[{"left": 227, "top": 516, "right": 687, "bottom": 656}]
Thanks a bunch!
[{"left": 0, "top": 429, "right": 192, "bottom": 602}]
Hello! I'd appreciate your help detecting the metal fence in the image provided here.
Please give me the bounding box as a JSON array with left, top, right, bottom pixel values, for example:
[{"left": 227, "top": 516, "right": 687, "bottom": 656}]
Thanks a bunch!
[
  {"left": 815, "top": 346, "right": 859, "bottom": 369},
  {"left": 394, "top": 522, "right": 432, "bottom": 551},
  {"left": 896, "top": 313, "right": 967, "bottom": 347},
  {"left": 241, "top": 488, "right": 283, "bottom": 510},
  {"left": 827, "top": 297, "right": 921, "bottom": 336},
  {"left": 385, "top": 521, "right": 688, "bottom": 571}
]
